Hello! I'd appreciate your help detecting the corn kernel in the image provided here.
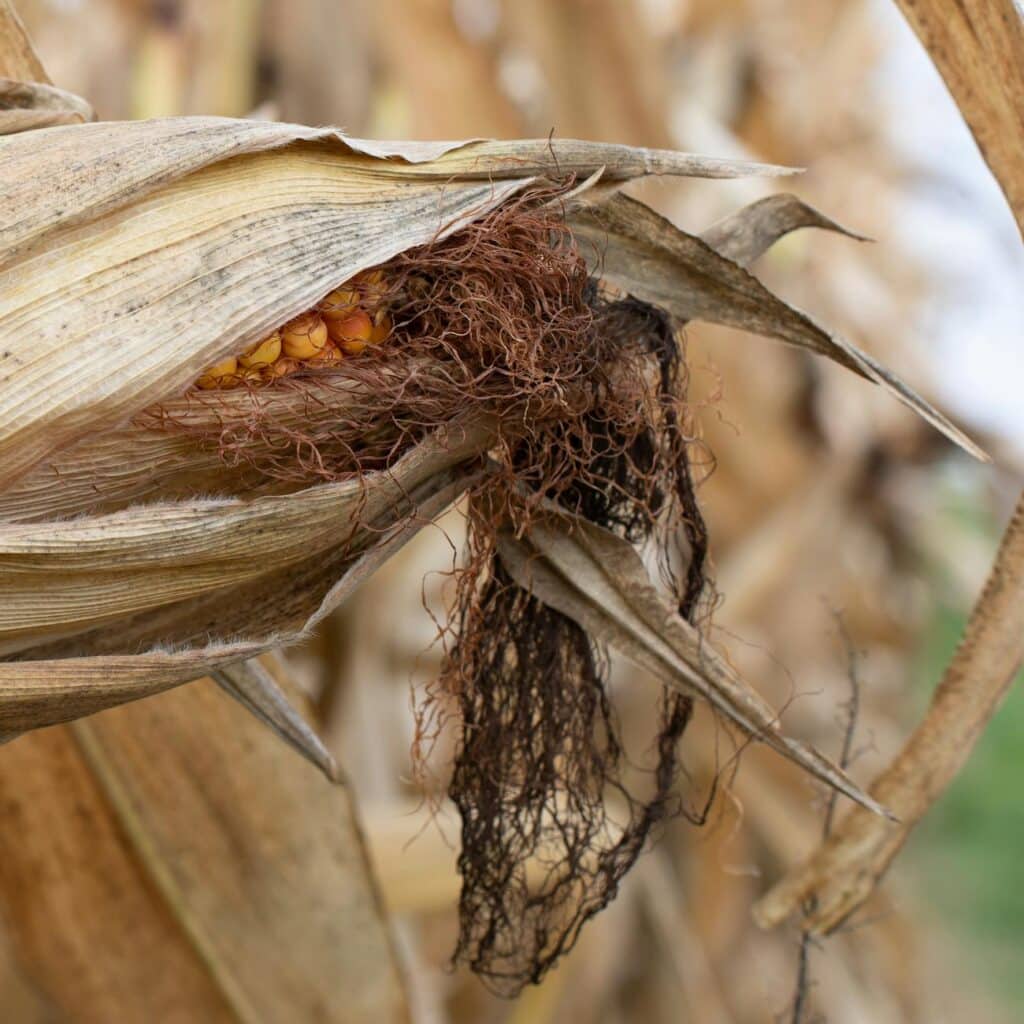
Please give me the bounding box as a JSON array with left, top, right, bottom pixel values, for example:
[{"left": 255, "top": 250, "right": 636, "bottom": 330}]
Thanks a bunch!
[
  {"left": 282, "top": 312, "right": 329, "bottom": 359},
  {"left": 328, "top": 310, "right": 374, "bottom": 355},
  {"left": 196, "top": 355, "right": 238, "bottom": 390},
  {"left": 270, "top": 356, "right": 301, "bottom": 378},
  {"left": 309, "top": 340, "right": 342, "bottom": 365},
  {"left": 318, "top": 287, "right": 360, "bottom": 320},
  {"left": 370, "top": 310, "right": 392, "bottom": 345},
  {"left": 239, "top": 331, "right": 282, "bottom": 368},
  {"left": 354, "top": 268, "right": 386, "bottom": 307}
]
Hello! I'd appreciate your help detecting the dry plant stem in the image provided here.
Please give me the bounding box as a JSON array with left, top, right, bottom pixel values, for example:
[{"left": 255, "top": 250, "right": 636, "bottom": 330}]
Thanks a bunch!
[
  {"left": 756, "top": 490, "right": 1024, "bottom": 932},
  {"left": 787, "top": 612, "right": 863, "bottom": 1023},
  {"left": 0, "top": 0, "right": 49, "bottom": 83},
  {"left": 894, "top": 0, "right": 1024, "bottom": 237}
]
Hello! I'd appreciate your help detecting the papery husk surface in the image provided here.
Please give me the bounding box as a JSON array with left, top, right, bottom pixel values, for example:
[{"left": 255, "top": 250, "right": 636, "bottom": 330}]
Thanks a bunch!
[{"left": 0, "top": 116, "right": 792, "bottom": 492}]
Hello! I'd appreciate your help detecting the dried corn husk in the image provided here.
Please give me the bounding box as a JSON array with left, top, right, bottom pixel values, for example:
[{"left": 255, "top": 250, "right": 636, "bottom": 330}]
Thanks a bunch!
[{"left": 0, "top": 114, "right": 979, "bottom": 811}]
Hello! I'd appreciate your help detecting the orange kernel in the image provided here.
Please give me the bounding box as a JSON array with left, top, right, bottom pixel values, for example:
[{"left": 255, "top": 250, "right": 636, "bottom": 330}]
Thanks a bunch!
[{"left": 328, "top": 310, "right": 374, "bottom": 355}]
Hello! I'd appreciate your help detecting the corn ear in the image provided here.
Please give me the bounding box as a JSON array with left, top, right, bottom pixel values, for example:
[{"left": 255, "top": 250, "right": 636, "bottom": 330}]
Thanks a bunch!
[
  {"left": 0, "top": 117, "right": 796, "bottom": 494},
  {"left": 0, "top": 114, "right": 976, "bottom": 795}
]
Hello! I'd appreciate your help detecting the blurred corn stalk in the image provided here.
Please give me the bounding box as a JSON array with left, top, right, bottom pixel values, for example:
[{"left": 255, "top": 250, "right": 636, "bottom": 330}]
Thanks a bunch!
[{"left": 755, "top": 0, "right": 1024, "bottom": 940}]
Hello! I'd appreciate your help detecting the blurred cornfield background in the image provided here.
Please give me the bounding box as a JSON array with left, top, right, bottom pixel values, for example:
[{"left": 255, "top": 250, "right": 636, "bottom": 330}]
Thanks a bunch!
[{"left": 3, "top": 1, "right": 1023, "bottom": 1022}]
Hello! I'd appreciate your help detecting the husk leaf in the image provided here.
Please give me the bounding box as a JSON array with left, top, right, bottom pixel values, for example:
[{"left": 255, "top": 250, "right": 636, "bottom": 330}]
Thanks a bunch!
[
  {"left": 568, "top": 192, "right": 986, "bottom": 460},
  {"left": 0, "top": 454, "right": 481, "bottom": 743},
  {"left": 497, "top": 508, "right": 891, "bottom": 818},
  {"left": 0, "top": 418, "right": 484, "bottom": 652}
]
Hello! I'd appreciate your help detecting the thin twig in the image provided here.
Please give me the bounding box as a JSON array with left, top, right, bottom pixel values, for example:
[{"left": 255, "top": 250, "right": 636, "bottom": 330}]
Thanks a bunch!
[
  {"left": 823, "top": 611, "right": 861, "bottom": 839},
  {"left": 787, "top": 609, "right": 863, "bottom": 1024}
]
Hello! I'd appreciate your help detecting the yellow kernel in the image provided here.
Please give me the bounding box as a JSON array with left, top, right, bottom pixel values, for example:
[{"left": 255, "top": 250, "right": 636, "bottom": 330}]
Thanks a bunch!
[
  {"left": 318, "top": 288, "right": 360, "bottom": 320},
  {"left": 328, "top": 310, "right": 374, "bottom": 355},
  {"left": 239, "top": 332, "right": 282, "bottom": 368},
  {"left": 196, "top": 355, "right": 238, "bottom": 390},
  {"left": 282, "top": 312, "right": 328, "bottom": 359},
  {"left": 354, "top": 268, "right": 386, "bottom": 306}
]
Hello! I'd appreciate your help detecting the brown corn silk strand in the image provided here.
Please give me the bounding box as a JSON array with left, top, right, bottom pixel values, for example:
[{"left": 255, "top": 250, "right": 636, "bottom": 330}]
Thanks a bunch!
[
  {"left": 146, "top": 184, "right": 713, "bottom": 994},
  {"left": 437, "top": 293, "right": 710, "bottom": 995}
]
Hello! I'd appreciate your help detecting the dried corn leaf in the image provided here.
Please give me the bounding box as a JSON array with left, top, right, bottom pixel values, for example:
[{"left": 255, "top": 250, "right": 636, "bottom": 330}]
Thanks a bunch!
[
  {"left": 568, "top": 192, "right": 986, "bottom": 460},
  {"left": 892, "top": 0, "right": 1024, "bottom": 236},
  {"left": 213, "top": 657, "right": 338, "bottom": 782},
  {"left": 0, "top": 680, "right": 408, "bottom": 1023},
  {"left": 497, "top": 509, "right": 890, "bottom": 817},
  {"left": 699, "top": 192, "right": 870, "bottom": 266}
]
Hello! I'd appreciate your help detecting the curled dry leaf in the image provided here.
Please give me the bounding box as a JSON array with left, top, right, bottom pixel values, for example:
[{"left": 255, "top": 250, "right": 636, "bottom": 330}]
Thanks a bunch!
[
  {"left": 497, "top": 507, "right": 889, "bottom": 819},
  {"left": 0, "top": 75, "right": 92, "bottom": 132},
  {"left": 0, "top": 76, "right": 94, "bottom": 133},
  {"left": 568, "top": 192, "right": 987, "bottom": 460},
  {"left": 698, "top": 192, "right": 871, "bottom": 266}
]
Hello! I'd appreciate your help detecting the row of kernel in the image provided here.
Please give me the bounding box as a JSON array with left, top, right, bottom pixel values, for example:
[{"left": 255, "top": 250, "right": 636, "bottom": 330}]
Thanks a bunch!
[{"left": 197, "top": 271, "right": 392, "bottom": 390}]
